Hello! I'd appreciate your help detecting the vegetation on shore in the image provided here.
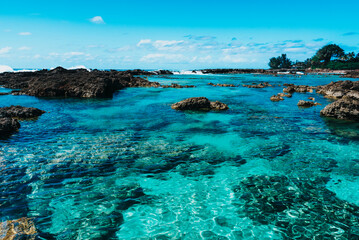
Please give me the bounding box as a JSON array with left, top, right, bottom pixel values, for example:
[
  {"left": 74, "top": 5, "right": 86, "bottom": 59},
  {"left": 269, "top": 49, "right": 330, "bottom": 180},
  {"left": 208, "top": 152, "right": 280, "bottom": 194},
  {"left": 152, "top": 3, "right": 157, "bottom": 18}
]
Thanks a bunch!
[{"left": 269, "top": 44, "right": 359, "bottom": 70}]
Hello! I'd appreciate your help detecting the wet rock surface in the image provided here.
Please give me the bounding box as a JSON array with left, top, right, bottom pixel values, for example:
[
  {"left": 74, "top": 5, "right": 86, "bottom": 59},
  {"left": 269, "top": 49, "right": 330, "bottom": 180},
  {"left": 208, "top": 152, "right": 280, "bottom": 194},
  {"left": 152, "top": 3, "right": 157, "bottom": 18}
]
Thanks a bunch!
[
  {"left": 0, "top": 217, "right": 37, "bottom": 240},
  {"left": 234, "top": 175, "right": 359, "bottom": 239},
  {"left": 0, "top": 67, "right": 161, "bottom": 98},
  {"left": 171, "top": 97, "right": 229, "bottom": 111}
]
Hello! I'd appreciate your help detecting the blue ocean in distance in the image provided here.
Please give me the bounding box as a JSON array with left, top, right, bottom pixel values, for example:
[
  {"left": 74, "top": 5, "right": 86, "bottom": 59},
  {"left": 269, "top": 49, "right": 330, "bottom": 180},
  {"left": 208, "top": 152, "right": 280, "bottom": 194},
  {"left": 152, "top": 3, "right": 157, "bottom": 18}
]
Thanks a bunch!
[{"left": 1, "top": 73, "right": 359, "bottom": 239}]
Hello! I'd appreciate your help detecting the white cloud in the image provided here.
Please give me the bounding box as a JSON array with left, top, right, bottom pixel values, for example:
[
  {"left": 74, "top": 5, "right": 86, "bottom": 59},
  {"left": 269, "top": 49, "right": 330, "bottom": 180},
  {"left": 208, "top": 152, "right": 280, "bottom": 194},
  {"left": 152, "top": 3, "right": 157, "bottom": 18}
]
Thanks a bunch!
[
  {"left": 152, "top": 40, "right": 185, "bottom": 51},
  {"left": 89, "top": 16, "right": 105, "bottom": 24},
  {"left": 140, "top": 53, "right": 188, "bottom": 63},
  {"left": 137, "top": 39, "right": 152, "bottom": 47},
  {"left": 0, "top": 47, "right": 12, "bottom": 54},
  {"left": 18, "top": 46, "right": 31, "bottom": 51},
  {"left": 18, "top": 32, "right": 32, "bottom": 36}
]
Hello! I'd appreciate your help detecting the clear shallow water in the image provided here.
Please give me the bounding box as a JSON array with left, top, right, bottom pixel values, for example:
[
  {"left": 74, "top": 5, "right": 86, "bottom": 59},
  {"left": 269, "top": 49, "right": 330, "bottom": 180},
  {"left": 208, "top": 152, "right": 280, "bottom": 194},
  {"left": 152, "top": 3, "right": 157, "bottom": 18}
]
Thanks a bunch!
[{"left": 1, "top": 74, "right": 359, "bottom": 239}]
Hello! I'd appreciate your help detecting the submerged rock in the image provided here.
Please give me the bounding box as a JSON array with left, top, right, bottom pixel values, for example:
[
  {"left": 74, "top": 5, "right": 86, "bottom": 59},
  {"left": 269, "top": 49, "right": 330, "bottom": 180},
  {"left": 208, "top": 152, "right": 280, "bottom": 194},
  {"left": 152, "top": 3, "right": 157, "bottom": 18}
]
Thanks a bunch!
[
  {"left": 234, "top": 175, "right": 359, "bottom": 239},
  {"left": 171, "top": 97, "right": 229, "bottom": 111},
  {"left": 277, "top": 92, "right": 292, "bottom": 98},
  {"left": 0, "top": 217, "right": 37, "bottom": 240}
]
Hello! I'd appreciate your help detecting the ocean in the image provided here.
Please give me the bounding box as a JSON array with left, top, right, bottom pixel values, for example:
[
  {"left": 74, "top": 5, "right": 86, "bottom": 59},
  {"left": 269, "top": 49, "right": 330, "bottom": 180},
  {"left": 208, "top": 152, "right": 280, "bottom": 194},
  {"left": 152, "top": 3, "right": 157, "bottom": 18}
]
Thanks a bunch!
[{"left": 1, "top": 73, "right": 359, "bottom": 239}]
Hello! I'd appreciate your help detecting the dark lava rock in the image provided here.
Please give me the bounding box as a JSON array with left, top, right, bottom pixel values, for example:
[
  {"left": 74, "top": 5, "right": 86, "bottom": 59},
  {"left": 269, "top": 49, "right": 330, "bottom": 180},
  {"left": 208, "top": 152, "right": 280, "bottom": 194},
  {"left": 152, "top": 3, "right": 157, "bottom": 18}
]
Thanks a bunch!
[
  {"left": 0, "top": 67, "right": 161, "bottom": 98},
  {"left": 0, "top": 105, "right": 45, "bottom": 119},
  {"left": 0, "top": 117, "right": 20, "bottom": 135},
  {"left": 297, "top": 100, "right": 320, "bottom": 108},
  {"left": 233, "top": 175, "right": 359, "bottom": 239},
  {"left": 171, "top": 97, "right": 229, "bottom": 111},
  {"left": 0, "top": 105, "right": 45, "bottom": 137},
  {"left": 243, "top": 82, "right": 272, "bottom": 88},
  {"left": 283, "top": 84, "right": 315, "bottom": 93}
]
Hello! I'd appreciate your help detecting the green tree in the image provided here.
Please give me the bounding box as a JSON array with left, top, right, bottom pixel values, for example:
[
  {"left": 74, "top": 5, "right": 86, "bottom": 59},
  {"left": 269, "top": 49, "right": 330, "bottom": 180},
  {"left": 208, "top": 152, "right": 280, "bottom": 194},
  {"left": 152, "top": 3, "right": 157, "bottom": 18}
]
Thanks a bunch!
[
  {"left": 268, "top": 54, "right": 292, "bottom": 69},
  {"left": 314, "top": 44, "right": 345, "bottom": 65}
]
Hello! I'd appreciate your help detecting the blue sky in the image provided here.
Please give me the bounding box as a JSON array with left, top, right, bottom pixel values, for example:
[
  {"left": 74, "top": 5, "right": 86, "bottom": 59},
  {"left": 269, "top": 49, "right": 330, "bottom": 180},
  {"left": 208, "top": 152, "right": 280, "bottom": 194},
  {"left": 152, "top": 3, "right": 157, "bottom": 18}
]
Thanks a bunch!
[{"left": 1, "top": 0, "right": 359, "bottom": 69}]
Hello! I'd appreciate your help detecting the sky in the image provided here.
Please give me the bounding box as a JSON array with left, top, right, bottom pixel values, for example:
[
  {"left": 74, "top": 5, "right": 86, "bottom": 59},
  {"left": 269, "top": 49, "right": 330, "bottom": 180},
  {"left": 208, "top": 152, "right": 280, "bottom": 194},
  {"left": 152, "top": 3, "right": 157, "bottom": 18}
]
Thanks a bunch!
[{"left": 0, "top": 0, "right": 359, "bottom": 70}]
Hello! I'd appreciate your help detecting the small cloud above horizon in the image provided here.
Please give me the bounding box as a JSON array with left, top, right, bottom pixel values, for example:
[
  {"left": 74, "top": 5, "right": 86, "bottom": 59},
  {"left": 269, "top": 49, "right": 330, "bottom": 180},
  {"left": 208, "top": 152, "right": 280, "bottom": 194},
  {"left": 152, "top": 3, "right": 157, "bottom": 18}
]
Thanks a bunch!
[
  {"left": 18, "top": 32, "right": 32, "bottom": 36},
  {"left": 0, "top": 46, "right": 12, "bottom": 54},
  {"left": 342, "top": 32, "right": 359, "bottom": 36},
  {"left": 18, "top": 46, "right": 31, "bottom": 51},
  {"left": 89, "top": 16, "right": 105, "bottom": 24},
  {"left": 313, "top": 38, "right": 324, "bottom": 42}
]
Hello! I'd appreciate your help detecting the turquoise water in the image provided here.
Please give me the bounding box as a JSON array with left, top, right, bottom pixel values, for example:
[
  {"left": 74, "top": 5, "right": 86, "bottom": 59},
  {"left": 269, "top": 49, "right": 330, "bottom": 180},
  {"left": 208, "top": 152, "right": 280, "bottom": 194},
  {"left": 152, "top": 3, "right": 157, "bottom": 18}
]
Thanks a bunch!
[{"left": 1, "top": 74, "right": 359, "bottom": 239}]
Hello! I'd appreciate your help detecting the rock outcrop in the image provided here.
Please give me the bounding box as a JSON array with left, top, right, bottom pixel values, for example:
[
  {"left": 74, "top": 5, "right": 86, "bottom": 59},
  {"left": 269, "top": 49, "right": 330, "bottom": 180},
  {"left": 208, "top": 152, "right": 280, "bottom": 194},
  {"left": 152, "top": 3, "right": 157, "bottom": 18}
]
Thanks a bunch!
[
  {"left": 0, "top": 67, "right": 161, "bottom": 98},
  {"left": 318, "top": 81, "right": 359, "bottom": 121},
  {"left": 171, "top": 97, "right": 229, "bottom": 111}
]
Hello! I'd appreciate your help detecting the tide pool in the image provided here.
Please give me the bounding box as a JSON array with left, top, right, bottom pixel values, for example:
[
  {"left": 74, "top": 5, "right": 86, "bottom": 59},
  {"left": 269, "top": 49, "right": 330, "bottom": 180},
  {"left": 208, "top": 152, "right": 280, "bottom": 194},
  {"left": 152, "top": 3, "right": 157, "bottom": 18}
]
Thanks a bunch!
[{"left": 1, "top": 74, "right": 359, "bottom": 239}]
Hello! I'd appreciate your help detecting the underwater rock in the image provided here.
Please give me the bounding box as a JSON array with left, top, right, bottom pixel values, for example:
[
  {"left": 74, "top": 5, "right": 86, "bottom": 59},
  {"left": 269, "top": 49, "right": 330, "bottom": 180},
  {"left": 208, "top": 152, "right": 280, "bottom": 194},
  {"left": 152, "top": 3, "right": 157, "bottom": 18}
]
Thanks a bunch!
[
  {"left": 171, "top": 97, "right": 229, "bottom": 111},
  {"left": 0, "top": 105, "right": 45, "bottom": 119},
  {"left": 270, "top": 95, "right": 284, "bottom": 102},
  {"left": 0, "top": 117, "right": 20, "bottom": 136},
  {"left": 233, "top": 175, "right": 359, "bottom": 239},
  {"left": 0, "top": 67, "right": 161, "bottom": 98},
  {"left": 0, "top": 217, "right": 37, "bottom": 240},
  {"left": 243, "top": 82, "right": 272, "bottom": 88},
  {"left": 297, "top": 100, "right": 320, "bottom": 108}
]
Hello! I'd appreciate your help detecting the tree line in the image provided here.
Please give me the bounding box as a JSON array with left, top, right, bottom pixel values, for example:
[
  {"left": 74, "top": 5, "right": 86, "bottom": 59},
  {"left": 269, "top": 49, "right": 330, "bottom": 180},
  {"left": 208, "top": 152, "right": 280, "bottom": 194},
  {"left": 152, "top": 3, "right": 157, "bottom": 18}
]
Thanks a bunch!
[{"left": 269, "top": 44, "right": 359, "bottom": 70}]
